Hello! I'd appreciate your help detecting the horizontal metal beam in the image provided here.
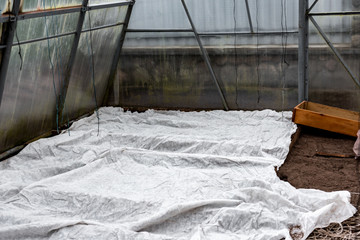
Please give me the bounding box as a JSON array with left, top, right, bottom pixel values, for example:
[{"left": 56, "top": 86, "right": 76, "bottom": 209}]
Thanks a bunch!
[
  {"left": 198, "top": 31, "right": 299, "bottom": 36},
  {"left": 309, "top": 11, "right": 360, "bottom": 16},
  {"left": 87, "top": 1, "right": 135, "bottom": 11},
  {"left": 82, "top": 22, "right": 124, "bottom": 33},
  {"left": 0, "top": 1, "right": 134, "bottom": 23},
  {"left": 0, "top": 29, "right": 299, "bottom": 49},
  {"left": 127, "top": 29, "right": 193, "bottom": 33},
  {"left": 126, "top": 29, "right": 298, "bottom": 35},
  {"left": 0, "top": 6, "right": 81, "bottom": 23},
  {"left": 0, "top": 22, "right": 124, "bottom": 48},
  {"left": 309, "top": 16, "right": 360, "bottom": 89}
]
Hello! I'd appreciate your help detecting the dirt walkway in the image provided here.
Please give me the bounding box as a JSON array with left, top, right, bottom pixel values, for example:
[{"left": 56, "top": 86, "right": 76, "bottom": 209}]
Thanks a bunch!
[{"left": 277, "top": 127, "right": 359, "bottom": 239}]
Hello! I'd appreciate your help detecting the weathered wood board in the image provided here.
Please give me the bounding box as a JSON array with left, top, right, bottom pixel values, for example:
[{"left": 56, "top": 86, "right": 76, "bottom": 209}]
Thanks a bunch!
[{"left": 292, "top": 101, "right": 360, "bottom": 137}]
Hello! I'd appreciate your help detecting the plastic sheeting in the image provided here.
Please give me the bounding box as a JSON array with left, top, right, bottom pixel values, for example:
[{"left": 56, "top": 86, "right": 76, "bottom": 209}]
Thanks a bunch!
[{"left": 0, "top": 108, "right": 355, "bottom": 240}]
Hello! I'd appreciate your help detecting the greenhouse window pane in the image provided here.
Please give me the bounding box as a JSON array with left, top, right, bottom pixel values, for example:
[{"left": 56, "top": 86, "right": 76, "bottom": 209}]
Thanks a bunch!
[
  {"left": 109, "top": 32, "right": 224, "bottom": 109},
  {"left": 0, "top": 35, "right": 73, "bottom": 153},
  {"left": 82, "top": 6, "right": 128, "bottom": 29},
  {"left": 128, "top": 0, "right": 191, "bottom": 30},
  {"left": 63, "top": 25, "right": 123, "bottom": 121},
  {"left": 22, "top": 0, "right": 82, "bottom": 12},
  {"left": 14, "top": 12, "right": 79, "bottom": 42}
]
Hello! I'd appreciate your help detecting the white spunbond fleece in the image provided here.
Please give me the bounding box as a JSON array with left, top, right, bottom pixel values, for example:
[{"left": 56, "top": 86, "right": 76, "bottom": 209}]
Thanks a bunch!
[{"left": 0, "top": 107, "right": 355, "bottom": 240}]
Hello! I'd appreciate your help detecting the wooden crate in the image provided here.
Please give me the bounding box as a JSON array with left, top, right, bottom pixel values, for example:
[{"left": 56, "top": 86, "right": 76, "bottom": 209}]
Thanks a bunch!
[{"left": 292, "top": 101, "right": 360, "bottom": 137}]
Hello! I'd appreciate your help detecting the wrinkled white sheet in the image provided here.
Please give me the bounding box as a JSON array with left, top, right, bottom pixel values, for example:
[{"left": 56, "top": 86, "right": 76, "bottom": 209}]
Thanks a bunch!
[{"left": 0, "top": 108, "right": 355, "bottom": 240}]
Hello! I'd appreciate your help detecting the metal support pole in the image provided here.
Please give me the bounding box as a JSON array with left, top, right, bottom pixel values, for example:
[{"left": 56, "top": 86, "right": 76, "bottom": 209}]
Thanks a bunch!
[
  {"left": 102, "top": 1, "right": 135, "bottom": 106},
  {"left": 307, "top": 0, "right": 319, "bottom": 14},
  {"left": 126, "top": 29, "right": 192, "bottom": 33},
  {"left": 309, "top": 11, "right": 360, "bottom": 16},
  {"left": 244, "top": 0, "right": 254, "bottom": 33},
  {"left": 0, "top": 0, "right": 22, "bottom": 108},
  {"left": 181, "top": 0, "right": 229, "bottom": 110},
  {"left": 58, "top": 0, "right": 89, "bottom": 121},
  {"left": 298, "top": 0, "right": 309, "bottom": 102},
  {"left": 309, "top": 16, "right": 360, "bottom": 89}
]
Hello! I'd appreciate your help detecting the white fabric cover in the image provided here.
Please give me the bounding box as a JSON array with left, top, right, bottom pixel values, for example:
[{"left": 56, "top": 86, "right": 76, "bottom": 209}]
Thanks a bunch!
[{"left": 0, "top": 107, "right": 355, "bottom": 240}]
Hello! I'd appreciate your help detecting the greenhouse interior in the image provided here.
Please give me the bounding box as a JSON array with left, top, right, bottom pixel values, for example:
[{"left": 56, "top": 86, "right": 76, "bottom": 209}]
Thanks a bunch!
[{"left": 0, "top": 0, "right": 360, "bottom": 239}]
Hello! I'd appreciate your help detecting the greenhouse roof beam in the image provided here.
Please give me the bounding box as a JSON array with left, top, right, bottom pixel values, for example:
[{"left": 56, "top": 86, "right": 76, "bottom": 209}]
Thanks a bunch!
[
  {"left": 0, "top": 0, "right": 21, "bottom": 108},
  {"left": 0, "top": 1, "right": 134, "bottom": 23}
]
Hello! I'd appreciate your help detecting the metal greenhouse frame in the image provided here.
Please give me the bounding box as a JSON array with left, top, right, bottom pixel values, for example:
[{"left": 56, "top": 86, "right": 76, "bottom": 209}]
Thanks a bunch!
[
  {"left": 298, "top": 0, "right": 360, "bottom": 102},
  {"left": 0, "top": 0, "right": 135, "bottom": 112}
]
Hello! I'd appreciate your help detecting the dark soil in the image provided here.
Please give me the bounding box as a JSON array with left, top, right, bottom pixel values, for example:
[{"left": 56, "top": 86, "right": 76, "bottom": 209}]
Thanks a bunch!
[
  {"left": 277, "top": 126, "right": 360, "bottom": 239},
  {"left": 278, "top": 126, "right": 359, "bottom": 205}
]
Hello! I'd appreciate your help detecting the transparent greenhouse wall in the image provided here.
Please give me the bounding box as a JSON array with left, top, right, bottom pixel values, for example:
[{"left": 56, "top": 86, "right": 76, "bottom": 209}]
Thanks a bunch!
[
  {"left": 111, "top": 0, "right": 358, "bottom": 111},
  {"left": 109, "top": 32, "right": 224, "bottom": 109},
  {"left": 0, "top": 34, "right": 74, "bottom": 153},
  {"left": 0, "top": 1, "right": 130, "bottom": 154},
  {"left": 308, "top": 14, "right": 360, "bottom": 111},
  {"left": 62, "top": 6, "right": 127, "bottom": 122}
]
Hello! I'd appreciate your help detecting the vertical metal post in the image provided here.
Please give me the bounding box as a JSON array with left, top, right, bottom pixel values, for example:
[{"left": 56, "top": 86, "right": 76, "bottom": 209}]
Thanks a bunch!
[
  {"left": 181, "top": 0, "right": 229, "bottom": 110},
  {"left": 298, "top": 0, "right": 309, "bottom": 102},
  {"left": 102, "top": 1, "right": 135, "bottom": 106},
  {"left": 0, "top": 0, "right": 22, "bottom": 108},
  {"left": 58, "top": 0, "right": 89, "bottom": 121}
]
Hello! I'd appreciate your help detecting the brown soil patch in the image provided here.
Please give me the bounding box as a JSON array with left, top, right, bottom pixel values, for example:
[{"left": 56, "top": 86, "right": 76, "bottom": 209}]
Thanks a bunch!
[{"left": 277, "top": 126, "right": 360, "bottom": 239}]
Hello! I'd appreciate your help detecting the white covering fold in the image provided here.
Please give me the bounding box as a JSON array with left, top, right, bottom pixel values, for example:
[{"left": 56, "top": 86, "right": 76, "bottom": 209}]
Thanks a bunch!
[{"left": 0, "top": 108, "right": 355, "bottom": 240}]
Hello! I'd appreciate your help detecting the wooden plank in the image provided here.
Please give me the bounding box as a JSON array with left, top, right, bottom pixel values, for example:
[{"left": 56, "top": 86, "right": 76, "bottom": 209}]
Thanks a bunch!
[
  {"left": 293, "top": 101, "right": 360, "bottom": 137},
  {"left": 306, "top": 102, "right": 360, "bottom": 121},
  {"left": 315, "top": 151, "right": 355, "bottom": 158}
]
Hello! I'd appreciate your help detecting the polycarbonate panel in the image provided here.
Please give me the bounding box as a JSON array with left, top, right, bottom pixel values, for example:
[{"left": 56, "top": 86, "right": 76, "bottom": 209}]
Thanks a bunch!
[
  {"left": 309, "top": 0, "right": 352, "bottom": 12},
  {"left": 108, "top": 32, "right": 224, "bottom": 110},
  {"left": 185, "top": 0, "right": 298, "bottom": 33},
  {"left": 0, "top": 35, "right": 73, "bottom": 153},
  {"left": 14, "top": 13, "right": 79, "bottom": 42},
  {"left": 128, "top": 0, "right": 191, "bottom": 29},
  {"left": 82, "top": 6, "right": 128, "bottom": 29},
  {"left": 308, "top": 14, "right": 360, "bottom": 111},
  {"left": 309, "top": 16, "right": 351, "bottom": 44},
  {"left": 22, "top": 0, "right": 82, "bottom": 12},
  {"left": 62, "top": 26, "right": 123, "bottom": 121},
  {"left": 199, "top": 35, "right": 298, "bottom": 111}
]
